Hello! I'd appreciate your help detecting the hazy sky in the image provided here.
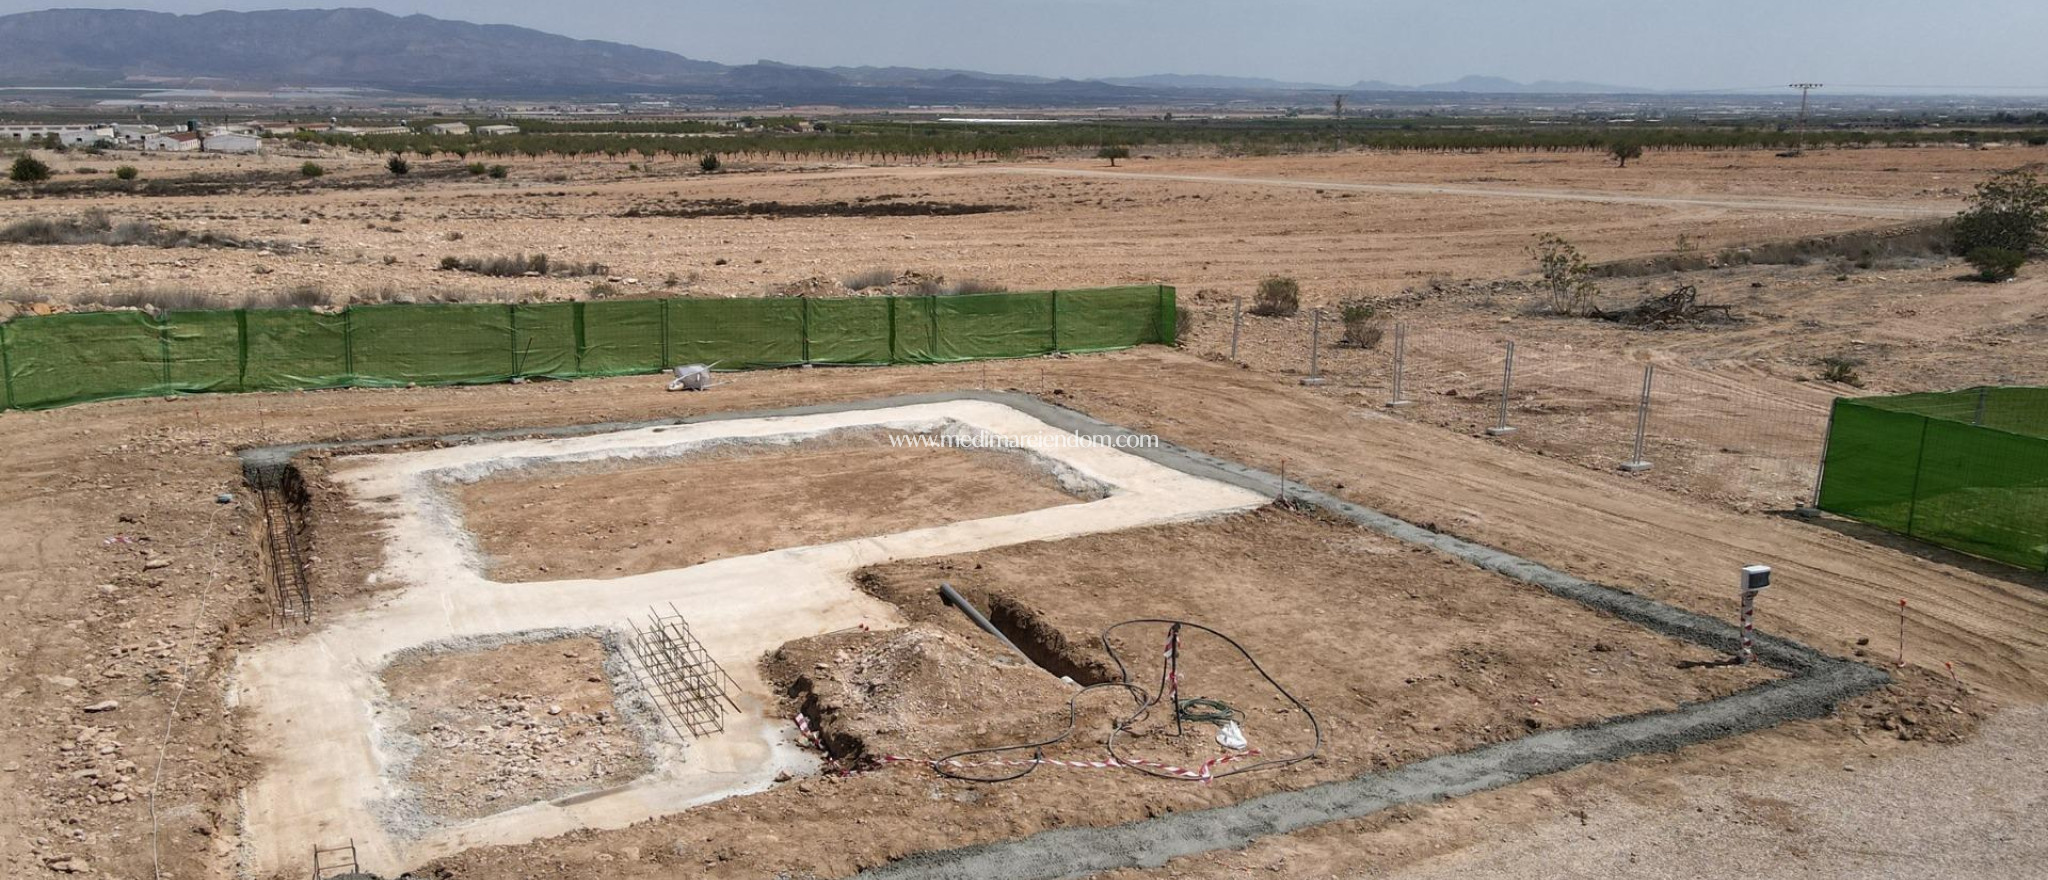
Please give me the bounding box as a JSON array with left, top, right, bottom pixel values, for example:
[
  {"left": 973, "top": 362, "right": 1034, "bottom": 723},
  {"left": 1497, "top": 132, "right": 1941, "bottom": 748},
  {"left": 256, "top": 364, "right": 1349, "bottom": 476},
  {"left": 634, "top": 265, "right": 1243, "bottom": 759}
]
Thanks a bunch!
[{"left": 4, "top": 0, "right": 2046, "bottom": 91}]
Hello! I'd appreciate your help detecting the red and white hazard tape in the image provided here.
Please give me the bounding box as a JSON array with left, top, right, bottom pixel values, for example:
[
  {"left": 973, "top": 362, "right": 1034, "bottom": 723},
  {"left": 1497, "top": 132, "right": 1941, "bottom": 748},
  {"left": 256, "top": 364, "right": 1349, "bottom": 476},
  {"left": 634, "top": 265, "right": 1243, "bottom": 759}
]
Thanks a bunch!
[{"left": 795, "top": 713, "right": 1257, "bottom": 783}]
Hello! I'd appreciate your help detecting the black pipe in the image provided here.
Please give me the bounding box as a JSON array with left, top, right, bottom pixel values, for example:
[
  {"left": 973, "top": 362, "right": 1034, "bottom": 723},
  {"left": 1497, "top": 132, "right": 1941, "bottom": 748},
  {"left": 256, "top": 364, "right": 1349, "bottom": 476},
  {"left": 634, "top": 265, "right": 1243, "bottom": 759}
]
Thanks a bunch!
[{"left": 938, "top": 582, "right": 1030, "bottom": 660}]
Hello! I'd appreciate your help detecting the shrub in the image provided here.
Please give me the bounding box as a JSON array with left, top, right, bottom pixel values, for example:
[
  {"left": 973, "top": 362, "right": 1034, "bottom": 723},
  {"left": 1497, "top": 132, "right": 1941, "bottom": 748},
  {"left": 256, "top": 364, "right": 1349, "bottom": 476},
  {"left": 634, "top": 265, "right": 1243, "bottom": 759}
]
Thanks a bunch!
[
  {"left": 1248, "top": 276, "right": 1300, "bottom": 317},
  {"left": 1174, "top": 306, "right": 1193, "bottom": 345},
  {"left": 1951, "top": 169, "right": 2047, "bottom": 256},
  {"left": 74, "top": 166, "right": 99, "bottom": 175},
  {"left": 114, "top": 165, "right": 138, "bottom": 180},
  {"left": 467, "top": 162, "right": 488, "bottom": 175},
  {"left": 842, "top": 267, "right": 896, "bottom": 290},
  {"left": 1339, "top": 302, "right": 1384, "bottom": 348},
  {"left": 1819, "top": 355, "right": 1864, "bottom": 387},
  {"left": 386, "top": 155, "right": 410, "bottom": 176},
  {"left": 1966, "top": 246, "right": 2025, "bottom": 282},
  {"left": 9, "top": 155, "right": 51, "bottom": 183},
  {"left": 439, "top": 253, "right": 608, "bottom": 278},
  {"left": 300, "top": 161, "right": 325, "bottom": 178},
  {"left": 1609, "top": 141, "right": 1644, "bottom": 167},
  {"left": 699, "top": 153, "right": 721, "bottom": 173},
  {"left": 1531, "top": 233, "right": 1598, "bottom": 316},
  {"left": 486, "top": 164, "right": 508, "bottom": 179},
  {"left": 586, "top": 282, "right": 622, "bottom": 299},
  {"left": 947, "top": 278, "right": 1008, "bottom": 295},
  {"left": 1097, "top": 145, "right": 1131, "bottom": 167}
]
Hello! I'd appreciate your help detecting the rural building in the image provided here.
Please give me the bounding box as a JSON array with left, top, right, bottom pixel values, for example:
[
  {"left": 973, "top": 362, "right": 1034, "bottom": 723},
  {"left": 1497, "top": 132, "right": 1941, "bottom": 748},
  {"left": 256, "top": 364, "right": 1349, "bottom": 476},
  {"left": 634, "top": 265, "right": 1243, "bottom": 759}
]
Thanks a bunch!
[
  {"left": 476, "top": 124, "right": 521, "bottom": 136},
  {"left": 0, "top": 125, "right": 100, "bottom": 145},
  {"left": 203, "top": 131, "right": 263, "bottom": 153},
  {"left": 425, "top": 121, "right": 470, "bottom": 135},
  {"left": 144, "top": 131, "right": 202, "bottom": 152}
]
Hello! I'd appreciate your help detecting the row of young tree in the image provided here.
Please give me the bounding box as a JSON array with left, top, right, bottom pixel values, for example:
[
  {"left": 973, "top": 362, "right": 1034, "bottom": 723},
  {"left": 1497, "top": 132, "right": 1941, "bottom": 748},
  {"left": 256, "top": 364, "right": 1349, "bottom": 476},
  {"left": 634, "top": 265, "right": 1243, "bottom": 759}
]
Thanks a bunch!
[{"left": 309, "top": 122, "right": 2048, "bottom": 165}]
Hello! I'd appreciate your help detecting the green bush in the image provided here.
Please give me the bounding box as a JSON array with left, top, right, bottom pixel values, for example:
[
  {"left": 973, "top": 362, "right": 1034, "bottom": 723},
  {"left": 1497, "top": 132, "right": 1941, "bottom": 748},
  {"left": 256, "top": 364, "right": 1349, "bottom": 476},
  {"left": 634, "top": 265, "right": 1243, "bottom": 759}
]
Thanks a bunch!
[
  {"left": 1531, "top": 233, "right": 1599, "bottom": 316},
  {"left": 1951, "top": 169, "right": 2047, "bottom": 256},
  {"left": 300, "top": 161, "right": 325, "bottom": 178},
  {"left": 467, "top": 161, "right": 488, "bottom": 175},
  {"left": 1248, "top": 276, "right": 1300, "bottom": 317},
  {"left": 9, "top": 155, "right": 51, "bottom": 183},
  {"left": 1339, "top": 302, "right": 1384, "bottom": 347},
  {"left": 1966, "top": 246, "right": 2026, "bottom": 282},
  {"left": 1609, "top": 142, "right": 1644, "bottom": 167},
  {"left": 386, "top": 155, "right": 410, "bottom": 176},
  {"left": 699, "top": 153, "right": 722, "bottom": 173},
  {"left": 486, "top": 164, "right": 508, "bottom": 179},
  {"left": 1097, "top": 145, "right": 1131, "bottom": 166},
  {"left": 113, "top": 165, "right": 138, "bottom": 180}
]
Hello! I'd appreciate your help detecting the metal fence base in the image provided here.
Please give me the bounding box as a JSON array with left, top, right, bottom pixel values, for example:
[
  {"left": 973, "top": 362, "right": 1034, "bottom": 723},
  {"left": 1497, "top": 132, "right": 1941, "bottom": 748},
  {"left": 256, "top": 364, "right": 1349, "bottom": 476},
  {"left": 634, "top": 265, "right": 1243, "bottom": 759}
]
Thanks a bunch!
[
  {"left": 1619, "top": 460, "right": 1653, "bottom": 473},
  {"left": 1485, "top": 425, "right": 1517, "bottom": 436},
  {"left": 1299, "top": 376, "right": 1327, "bottom": 387}
]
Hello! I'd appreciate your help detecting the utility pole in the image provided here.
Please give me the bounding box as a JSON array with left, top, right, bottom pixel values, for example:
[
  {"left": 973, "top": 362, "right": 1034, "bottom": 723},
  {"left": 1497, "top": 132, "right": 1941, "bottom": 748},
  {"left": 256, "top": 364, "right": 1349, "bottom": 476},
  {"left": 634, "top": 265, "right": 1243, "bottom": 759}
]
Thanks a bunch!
[
  {"left": 1333, "top": 93, "right": 1344, "bottom": 120},
  {"left": 1789, "top": 83, "right": 1823, "bottom": 151}
]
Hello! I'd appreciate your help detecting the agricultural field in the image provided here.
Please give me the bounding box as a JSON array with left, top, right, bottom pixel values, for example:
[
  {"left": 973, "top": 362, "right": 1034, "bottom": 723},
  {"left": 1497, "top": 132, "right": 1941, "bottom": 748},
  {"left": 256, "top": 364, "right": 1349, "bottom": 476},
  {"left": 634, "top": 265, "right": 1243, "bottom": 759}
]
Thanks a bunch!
[{"left": 0, "top": 137, "right": 2045, "bottom": 880}]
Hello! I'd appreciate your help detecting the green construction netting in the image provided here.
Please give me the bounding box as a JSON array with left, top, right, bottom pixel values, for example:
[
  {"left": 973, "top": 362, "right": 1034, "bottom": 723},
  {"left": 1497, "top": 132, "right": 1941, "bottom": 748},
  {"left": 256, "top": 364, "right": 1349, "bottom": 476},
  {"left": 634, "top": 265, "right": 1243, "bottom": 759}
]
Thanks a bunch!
[
  {"left": 0, "top": 285, "right": 1177, "bottom": 412},
  {"left": 1817, "top": 388, "right": 2048, "bottom": 570}
]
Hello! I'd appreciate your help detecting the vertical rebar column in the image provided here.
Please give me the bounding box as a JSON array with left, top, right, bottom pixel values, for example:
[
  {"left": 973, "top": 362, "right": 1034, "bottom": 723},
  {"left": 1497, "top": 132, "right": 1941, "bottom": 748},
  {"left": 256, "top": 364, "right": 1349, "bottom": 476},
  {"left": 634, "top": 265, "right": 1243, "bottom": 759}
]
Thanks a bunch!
[
  {"left": 1229, "top": 297, "right": 1242, "bottom": 360},
  {"left": 1621, "top": 363, "right": 1655, "bottom": 472},
  {"left": 1300, "top": 309, "right": 1326, "bottom": 386},
  {"left": 1386, "top": 322, "right": 1412, "bottom": 408},
  {"left": 1485, "top": 339, "right": 1517, "bottom": 435}
]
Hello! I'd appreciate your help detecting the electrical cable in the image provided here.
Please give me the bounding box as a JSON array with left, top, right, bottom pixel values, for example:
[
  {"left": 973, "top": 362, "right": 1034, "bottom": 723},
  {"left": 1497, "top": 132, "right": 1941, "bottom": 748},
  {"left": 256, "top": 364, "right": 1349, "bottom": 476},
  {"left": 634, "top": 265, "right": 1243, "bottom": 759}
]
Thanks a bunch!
[{"left": 930, "top": 618, "right": 1320, "bottom": 783}]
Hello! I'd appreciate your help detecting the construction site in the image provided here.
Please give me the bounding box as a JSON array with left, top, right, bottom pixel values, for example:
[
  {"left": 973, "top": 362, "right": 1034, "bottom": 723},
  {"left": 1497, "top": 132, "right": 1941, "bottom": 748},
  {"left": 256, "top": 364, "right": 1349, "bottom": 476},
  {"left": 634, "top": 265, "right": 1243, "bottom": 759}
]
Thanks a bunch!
[{"left": 1, "top": 136, "right": 2044, "bottom": 880}]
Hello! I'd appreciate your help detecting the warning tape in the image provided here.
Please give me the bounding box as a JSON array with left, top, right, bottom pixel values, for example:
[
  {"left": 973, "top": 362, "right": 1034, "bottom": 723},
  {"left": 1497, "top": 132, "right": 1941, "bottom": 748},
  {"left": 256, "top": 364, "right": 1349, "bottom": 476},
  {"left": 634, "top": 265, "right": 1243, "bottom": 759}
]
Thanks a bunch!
[{"left": 793, "top": 713, "right": 1258, "bottom": 783}]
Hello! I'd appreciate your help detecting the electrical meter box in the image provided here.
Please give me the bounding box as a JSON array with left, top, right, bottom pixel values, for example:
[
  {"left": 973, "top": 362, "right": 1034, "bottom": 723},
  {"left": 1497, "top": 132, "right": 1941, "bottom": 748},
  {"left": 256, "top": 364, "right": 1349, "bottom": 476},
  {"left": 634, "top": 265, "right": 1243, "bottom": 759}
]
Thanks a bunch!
[{"left": 1741, "top": 564, "right": 1772, "bottom": 591}]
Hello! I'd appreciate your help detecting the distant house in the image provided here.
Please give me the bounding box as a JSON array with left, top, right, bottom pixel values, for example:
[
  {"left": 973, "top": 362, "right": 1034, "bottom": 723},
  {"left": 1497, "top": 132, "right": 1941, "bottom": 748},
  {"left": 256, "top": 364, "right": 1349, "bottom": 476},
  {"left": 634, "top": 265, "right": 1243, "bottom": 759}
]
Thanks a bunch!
[
  {"left": 475, "top": 124, "right": 520, "bottom": 136},
  {"left": 203, "top": 131, "right": 263, "bottom": 154},
  {"left": 111, "top": 124, "right": 160, "bottom": 144},
  {"left": 144, "top": 131, "right": 202, "bottom": 152},
  {"left": 0, "top": 125, "right": 100, "bottom": 146},
  {"left": 424, "top": 122, "right": 470, "bottom": 136}
]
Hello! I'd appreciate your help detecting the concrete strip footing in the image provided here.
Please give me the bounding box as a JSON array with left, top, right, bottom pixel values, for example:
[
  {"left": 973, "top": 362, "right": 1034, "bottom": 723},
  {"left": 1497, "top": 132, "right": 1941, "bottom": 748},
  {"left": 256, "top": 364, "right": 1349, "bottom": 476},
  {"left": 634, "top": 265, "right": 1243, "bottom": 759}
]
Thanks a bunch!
[{"left": 237, "top": 390, "right": 1888, "bottom": 880}]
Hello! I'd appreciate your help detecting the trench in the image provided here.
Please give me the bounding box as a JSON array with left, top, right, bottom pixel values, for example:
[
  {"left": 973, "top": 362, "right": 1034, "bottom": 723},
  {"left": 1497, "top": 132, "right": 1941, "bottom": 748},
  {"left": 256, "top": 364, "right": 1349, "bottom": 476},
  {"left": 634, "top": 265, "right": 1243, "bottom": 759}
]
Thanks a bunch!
[{"left": 243, "top": 460, "right": 313, "bottom": 623}]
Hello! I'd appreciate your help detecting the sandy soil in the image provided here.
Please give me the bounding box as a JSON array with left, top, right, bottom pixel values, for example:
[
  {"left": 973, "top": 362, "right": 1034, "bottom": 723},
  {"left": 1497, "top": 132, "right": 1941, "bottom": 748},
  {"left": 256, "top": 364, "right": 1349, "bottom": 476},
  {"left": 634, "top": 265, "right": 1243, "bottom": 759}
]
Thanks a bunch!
[
  {"left": 1, "top": 142, "right": 2043, "bottom": 879},
  {"left": 379, "top": 635, "right": 651, "bottom": 823},
  {"left": 454, "top": 432, "right": 1085, "bottom": 581}
]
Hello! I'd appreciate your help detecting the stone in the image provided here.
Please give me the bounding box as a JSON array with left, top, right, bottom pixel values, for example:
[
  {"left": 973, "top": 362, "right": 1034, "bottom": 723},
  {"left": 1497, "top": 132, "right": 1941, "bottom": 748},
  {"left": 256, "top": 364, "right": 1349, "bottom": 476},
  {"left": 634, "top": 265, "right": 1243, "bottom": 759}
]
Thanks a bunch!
[{"left": 83, "top": 700, "right": 120, "bottom": 713}]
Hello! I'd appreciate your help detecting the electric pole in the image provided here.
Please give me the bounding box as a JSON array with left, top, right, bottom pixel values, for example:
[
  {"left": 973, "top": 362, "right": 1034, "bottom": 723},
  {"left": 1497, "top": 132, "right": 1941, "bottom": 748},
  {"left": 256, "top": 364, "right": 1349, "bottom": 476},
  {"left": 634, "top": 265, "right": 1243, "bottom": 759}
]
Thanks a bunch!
[
  {"left": 1789, "top": 83, "right": 1823, "bottom": 152},
  {"left": 1333, "top": 93, "right": 1344, "bottom": 120}
]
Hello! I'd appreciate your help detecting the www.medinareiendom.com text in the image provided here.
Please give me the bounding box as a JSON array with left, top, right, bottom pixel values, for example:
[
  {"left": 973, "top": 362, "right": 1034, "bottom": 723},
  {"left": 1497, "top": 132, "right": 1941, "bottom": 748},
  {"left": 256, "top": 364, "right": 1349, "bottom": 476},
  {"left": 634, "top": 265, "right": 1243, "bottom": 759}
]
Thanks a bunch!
[{"left": 889, "top": 432, "right": 1159, "bottom": 449}]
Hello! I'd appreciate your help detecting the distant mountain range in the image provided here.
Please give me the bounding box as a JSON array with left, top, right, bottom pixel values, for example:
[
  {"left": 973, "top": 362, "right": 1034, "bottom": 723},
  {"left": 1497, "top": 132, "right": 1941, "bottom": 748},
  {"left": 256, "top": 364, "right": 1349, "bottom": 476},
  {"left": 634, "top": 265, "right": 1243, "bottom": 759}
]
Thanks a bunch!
[{"left": 0, "top": 7, "right": 1656, "bottom": 102}]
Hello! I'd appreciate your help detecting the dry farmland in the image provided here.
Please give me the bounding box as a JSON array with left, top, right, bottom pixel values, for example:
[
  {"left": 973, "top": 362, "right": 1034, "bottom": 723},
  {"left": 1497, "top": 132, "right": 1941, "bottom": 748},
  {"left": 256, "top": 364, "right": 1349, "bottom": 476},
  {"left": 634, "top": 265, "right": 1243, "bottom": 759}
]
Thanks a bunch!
[{"left": 1, "top": 142, "right": 2045, "bottom": 880}]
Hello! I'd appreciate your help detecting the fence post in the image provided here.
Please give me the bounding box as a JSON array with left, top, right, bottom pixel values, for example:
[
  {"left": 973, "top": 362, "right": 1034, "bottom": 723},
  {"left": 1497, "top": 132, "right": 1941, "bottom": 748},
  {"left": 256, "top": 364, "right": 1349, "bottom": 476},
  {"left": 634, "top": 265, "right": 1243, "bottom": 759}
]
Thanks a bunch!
[
  {"left": 1797, "top": 406, "right": 1836, "bottom": 517},
  {"left": 235, "top": 308, "right": 249, "bottom": 393},
  {"left": 1621, "top": 363, "right": 1655, "bottom": 472},
  {"left": 341, "top": 306, "right": 356, "bottom": 386},
  {"left": 1486, "top": 339, "right": 1517, "bottom": 436},
  {"left": 1229, "top": 297, "right": 1242, "bottom": 360},
  {"left": 157, "top": 311, "right": 172, "bottom": 393},
  {"left": 886, "top": 295, "right": 898, "bottom": 364},
  {"left": 0, "top": 321, "right": 13, "bottom": 411},
  {"left": 1386, "top": 322, "right": 1412, "bottom": 408},
  {"left": 659, "top": 298, "right": 672, "bottom": 370},
  {"left": 1300, "top": 309, "right": 1326, "bottom": 386},
  {"left": 1974, "top": 386, "right": 1988, "bottom": 426},
  {"left": 1050, "top": 289, "right": 1061, "bottom": 354},
  {"left": 572, "top": 302, "right": 587, "bottom": 375}
]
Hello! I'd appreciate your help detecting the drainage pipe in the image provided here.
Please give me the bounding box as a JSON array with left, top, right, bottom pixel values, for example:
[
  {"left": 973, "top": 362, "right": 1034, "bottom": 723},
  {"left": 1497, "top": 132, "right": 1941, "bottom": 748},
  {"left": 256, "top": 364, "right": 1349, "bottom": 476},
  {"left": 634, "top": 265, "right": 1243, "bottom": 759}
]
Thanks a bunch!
[{"left": 939, "top": 582, "right": 1030, "bottom": 660}]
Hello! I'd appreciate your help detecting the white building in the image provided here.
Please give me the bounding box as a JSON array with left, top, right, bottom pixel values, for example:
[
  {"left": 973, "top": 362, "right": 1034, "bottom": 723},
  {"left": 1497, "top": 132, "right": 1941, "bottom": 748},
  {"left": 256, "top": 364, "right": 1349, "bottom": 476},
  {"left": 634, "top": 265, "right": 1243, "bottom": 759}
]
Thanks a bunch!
[
  {"left": 144, "top": 131, "right": 202, "bottom": 152},
  {"left": 0, "top": 125, "right": 100, "bottom": 146},
  {"left": 202, "top": 131, "right": 263, "bottom": 154},
  {"left": 475, "top": 124, "right": 520, "bottom": 136},
  {"left": 424, "top": 121, "right": 470, "bottom": 135}
]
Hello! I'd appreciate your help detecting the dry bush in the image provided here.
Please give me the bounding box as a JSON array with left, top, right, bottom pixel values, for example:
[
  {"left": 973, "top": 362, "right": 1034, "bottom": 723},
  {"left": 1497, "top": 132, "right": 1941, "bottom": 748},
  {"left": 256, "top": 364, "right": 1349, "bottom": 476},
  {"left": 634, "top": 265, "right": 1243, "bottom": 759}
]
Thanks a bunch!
[
  {"left": 842, "top": 267, "right": 896, "bottom": 290},
  {"left": 1338, "top": 302, "right": 1384, "bottom": 348},
  {"left": 0, "top": 209, "right": 260, "bottom": 249},
  {"left": 439, "top": 253, "right": 609, "bottom": 278},
  {"left": 947, "top": 278, "right": 1007, "bottom": 295},
  {"left": 1247, "top": 276, "right": 1300, "bottom": 317}
]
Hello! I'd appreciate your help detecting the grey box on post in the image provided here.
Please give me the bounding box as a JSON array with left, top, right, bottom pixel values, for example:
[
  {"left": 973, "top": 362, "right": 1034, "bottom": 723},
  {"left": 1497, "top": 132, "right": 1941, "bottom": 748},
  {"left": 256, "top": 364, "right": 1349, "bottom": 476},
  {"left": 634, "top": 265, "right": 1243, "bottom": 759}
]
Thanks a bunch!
[{"left": 1741, "top": 564, "right": 1772, "bottom": 591}]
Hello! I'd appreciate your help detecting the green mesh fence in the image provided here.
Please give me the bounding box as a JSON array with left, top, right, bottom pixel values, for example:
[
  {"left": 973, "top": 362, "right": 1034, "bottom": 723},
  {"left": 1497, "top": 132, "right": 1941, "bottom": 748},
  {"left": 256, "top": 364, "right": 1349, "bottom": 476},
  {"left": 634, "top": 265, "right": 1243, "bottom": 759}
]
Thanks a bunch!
[
  {"left": 0, "top": 285, "right": 1175, "bottom": 412},
  {"left": 1817, "top": 387, "right": 2048, "bottom": 570}
]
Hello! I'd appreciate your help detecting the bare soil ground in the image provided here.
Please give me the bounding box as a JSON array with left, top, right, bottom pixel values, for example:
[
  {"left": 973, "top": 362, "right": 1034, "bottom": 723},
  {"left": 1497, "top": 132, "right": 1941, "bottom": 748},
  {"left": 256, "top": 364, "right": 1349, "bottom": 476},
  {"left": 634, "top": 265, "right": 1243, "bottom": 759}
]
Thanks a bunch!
[
  {"left": 453, "top": 432, "right": 1085, "bottom": 581},
  {"left": 0, "top": 143, "right": 2042, "bottom": 879},
  {"left": 379, "top": 634, "right": 650, "bottom": 823}
]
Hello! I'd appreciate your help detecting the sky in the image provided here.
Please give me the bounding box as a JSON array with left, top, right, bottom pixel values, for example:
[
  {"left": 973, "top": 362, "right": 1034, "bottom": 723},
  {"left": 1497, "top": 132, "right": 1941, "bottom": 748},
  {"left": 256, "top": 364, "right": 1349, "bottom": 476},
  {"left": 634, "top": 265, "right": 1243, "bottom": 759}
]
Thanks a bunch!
[{"left": 3, "top": 0, "right": 2046, "bottom": 92}]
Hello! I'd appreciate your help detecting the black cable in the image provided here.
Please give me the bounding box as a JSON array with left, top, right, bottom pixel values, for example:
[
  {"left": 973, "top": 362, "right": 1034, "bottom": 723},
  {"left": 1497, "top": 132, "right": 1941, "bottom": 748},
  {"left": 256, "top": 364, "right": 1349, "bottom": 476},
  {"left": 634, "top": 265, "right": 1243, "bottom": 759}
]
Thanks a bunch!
[{"left": 929, "top": 618, "right": 1321, "bottom": 783}]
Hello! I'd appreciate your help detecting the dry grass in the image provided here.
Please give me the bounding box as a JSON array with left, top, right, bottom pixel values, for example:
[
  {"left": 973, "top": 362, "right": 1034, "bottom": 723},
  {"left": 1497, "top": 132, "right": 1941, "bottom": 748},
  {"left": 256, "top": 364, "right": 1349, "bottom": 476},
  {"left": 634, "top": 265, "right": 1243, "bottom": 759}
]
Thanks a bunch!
[{"left": 0, "top": 208, "right": 270, "bottom": 250}]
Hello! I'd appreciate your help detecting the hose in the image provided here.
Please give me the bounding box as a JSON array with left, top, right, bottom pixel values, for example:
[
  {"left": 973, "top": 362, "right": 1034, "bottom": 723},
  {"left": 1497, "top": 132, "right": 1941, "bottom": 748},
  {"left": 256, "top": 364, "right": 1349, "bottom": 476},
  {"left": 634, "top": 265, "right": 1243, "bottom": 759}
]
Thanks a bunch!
[{"left": 930, "top": 618, "right": 1321, "bottom": 783}]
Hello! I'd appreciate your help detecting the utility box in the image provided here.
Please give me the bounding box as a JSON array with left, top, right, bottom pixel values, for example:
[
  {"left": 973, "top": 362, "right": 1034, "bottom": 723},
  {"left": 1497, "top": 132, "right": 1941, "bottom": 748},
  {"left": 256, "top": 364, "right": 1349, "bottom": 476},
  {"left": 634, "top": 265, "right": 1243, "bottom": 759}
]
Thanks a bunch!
[{"left": 1741, "top": 564, "right": 1772, "bottom": 592}]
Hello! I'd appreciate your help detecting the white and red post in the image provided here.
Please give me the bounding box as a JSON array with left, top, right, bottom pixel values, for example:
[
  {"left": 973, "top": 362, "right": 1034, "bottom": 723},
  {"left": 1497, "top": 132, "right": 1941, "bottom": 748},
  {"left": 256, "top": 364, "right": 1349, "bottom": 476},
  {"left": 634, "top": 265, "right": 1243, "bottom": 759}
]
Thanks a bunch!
[{"left": 1739, "top": 565, "right": 1772, "bottom": 664}]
